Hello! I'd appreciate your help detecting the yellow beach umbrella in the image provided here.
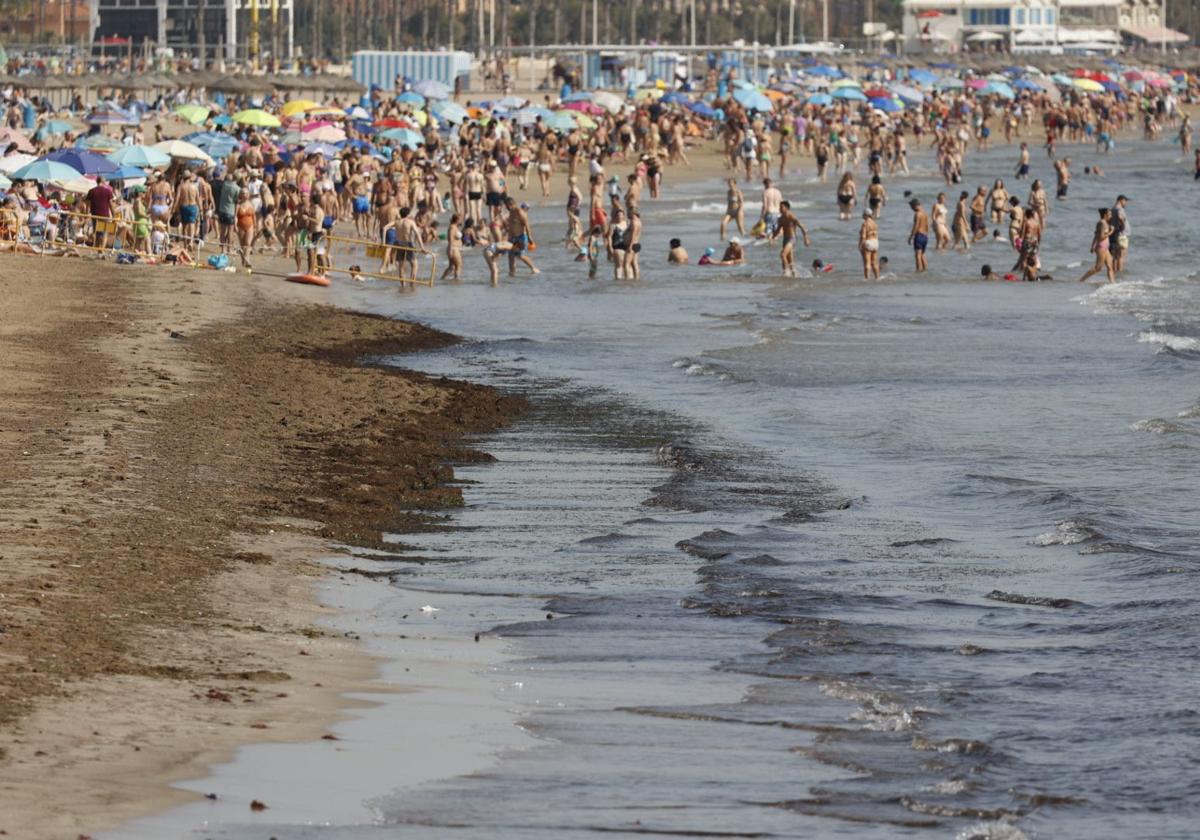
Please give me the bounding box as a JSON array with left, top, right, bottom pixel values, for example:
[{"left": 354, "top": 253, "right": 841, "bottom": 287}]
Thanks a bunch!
[
  {"left": 307, "top": 106, "right": 345, "bottom": 118},
  {"left": 1072, "top": 78, "right": 1104, "bottom": 93},
  {"left": 409, "top": 109, "right": 429, "bottom": 127},
  {"left": 634, "top": 88, "right": 663, "bottom": 102},
  {"left": 280, "top": 99, "right": 319, "bottom": 117},
  {"left": 174, "top": 104, "right": 210, "bottom": 125},
  {"left": 233, "top": 108, "right": 282, "bottom": 128},
  {"left": 574, "top": 113, "right": 597, "bottom": 129}
]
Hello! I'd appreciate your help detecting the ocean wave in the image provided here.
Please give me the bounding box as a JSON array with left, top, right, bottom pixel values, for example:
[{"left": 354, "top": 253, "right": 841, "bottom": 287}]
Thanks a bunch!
[
  {"left": 1129, "top": 418, "right": 1197, "bottom": 435},
  {"left": 956, "top": 821, "right": 1030, "bottom": 840},
  {"left": 984, "top": 590, "right": 1082, "bottom": 609},
  {"left": 1033, "top": 520, "right": 1102, "bottom": 546},
  {"left": 687, "top": 199, "right": 763, "bottom": 214},
  {"left": 1138, "top": 330, "right": 1200, "bottom": 352}
]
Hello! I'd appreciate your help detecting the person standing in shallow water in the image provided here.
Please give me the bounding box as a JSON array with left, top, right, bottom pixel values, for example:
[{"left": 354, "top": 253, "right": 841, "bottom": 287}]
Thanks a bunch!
[
  {"left": 1078, "top": 207, "right": 1115, "bottom": 283},
  {"left": 908, "top": 198, "right": 930, "bottom": 273},
  {"left": 858, "top": 211, "right": 880, "bottom": 281}
]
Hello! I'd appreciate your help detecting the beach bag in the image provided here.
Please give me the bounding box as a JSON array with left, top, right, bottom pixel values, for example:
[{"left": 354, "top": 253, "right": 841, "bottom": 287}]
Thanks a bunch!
[
  {"left": 116, "top": 252, "right": 138, "bottom": 265},
  {"left": 207, "top": 254, "right": 230, "bottom": 269}
]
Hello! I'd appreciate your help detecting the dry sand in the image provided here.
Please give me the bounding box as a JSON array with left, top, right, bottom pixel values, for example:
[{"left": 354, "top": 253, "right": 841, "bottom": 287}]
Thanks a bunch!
[{"left": 0, "top": 254, "right": 522, "bottom": 838}]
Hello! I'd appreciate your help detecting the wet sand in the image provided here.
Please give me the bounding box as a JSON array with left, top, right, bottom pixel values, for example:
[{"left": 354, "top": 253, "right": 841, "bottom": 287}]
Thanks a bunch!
[{"left": 0, "top": 256, "right": 522, "bottom": 837}]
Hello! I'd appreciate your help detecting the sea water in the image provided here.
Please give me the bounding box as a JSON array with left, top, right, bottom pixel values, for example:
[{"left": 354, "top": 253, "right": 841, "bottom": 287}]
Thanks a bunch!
[{"left": 129, "top": 135, "right": 1200, "bottom": 838}]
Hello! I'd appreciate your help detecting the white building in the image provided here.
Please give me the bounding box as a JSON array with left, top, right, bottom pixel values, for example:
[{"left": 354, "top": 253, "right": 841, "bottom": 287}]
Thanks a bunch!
[
  {"left": 901, "top": 0, "right": 1186, "bottom": 53},
  {"left": 89, "top": 0, "right": 296, "bottom": 61}
]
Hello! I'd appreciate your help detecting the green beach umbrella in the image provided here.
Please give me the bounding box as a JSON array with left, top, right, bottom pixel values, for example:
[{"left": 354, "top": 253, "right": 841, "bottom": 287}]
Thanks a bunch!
[
  {"left": 233, "top": 109, "right": 281, "bottom": 128},
  {"left": 175, "top": 104, "right": 211, "bottom": 125}
]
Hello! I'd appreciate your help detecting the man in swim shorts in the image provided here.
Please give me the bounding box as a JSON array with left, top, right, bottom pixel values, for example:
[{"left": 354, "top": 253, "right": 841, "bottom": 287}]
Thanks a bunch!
[{"left": 908, "top": 198, "right": 930, "bottom": 272}]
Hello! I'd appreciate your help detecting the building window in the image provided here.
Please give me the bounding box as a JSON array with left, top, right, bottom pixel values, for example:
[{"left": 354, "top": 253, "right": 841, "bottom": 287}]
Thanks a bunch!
[
  {"left": 1045, "top": 8, "right": 1055, "bottom": 23},
  {"left": 1016, "top": 8, "right": 1025, "bottom": 24},
  {"left": 1030, "top": 8, "right": 1041, "bottom": 24}
]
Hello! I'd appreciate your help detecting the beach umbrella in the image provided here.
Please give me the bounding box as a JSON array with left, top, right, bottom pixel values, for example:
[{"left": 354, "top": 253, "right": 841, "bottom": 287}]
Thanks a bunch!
[
  {"left": 431, "top": 100, "right": 469, "bottom": 124},
  {"left": 346, "top": 105, "right": 371, "bottom": 120},
  {"left": 513, "top": 106, "right": 552, "bottom": 125},
  {"left": 281, "top": 99, "right": 319, "bottom": 117},
  {"left": 1072, "top": 78, "right": 1104, "bottom": 93},
  {"left": 830, "top": 78, "right": 861, "bottom": 89},
  {"left": 108, "top": 144, "right": 171, "bottom": 168},
  {"left": 544, "top": 112, "right": 577, "bottom": 131},
  {"left": 233, "top": 108, "right": 281, "bottom": 127},
  {"left": 863, "top": 87, "right": 891, "bottom": 98},
  {"left": 302, "top": 124, "right": 346, "bottom": 143},
  {"left": 0, "top": 127, "right": 35, "bottom": 152},
  {"left": 869, "top": 97, "right": 903, "bottom": 112},
  {"left": 76, "top": 134, "right": 123, "bottom": 152},
  {"left": 1013, "top": 78, "right": 1041, "bottom": 91},
  {"left": 660, "top": 91, "right": 691, "bottom": 105},
  {"left": 378, "top": 127, "right": 423, "bottom": 148},
  {"left": 110, "top": 164, "right": 148, "bottom": 181},
  {"left": 396, "top": 91, "right": 424, "bottom": 106},
  {"left": 152, "top": 139, "right": 214, "bottom": 163},
  {"left": 966, "top": 78, "right": 988, "bottom": 90},
  {"left": 806, "top": 92, "right": 833, "bottom": 106},
  {"left": 591, "top": 91, "right": 624, "bottom": 113},
  {"left": 174, "top": 104, "right": 210, "bottom": 125},
  {"left": 182, "top": 131, "right": 240, "bottom": 158},
  {"left": 634, "top": 88, "right": 664, "bottom": 102},
  {"left": 0, "top": 173, "right": 11, "bottom": 191},
  {"left": 373, "top": 118, "right": 416, "bottom": 129},
  {"left": 303, "top": 142, "right": 341, "bottom": 157},
  {"left": 983, "top": 81, "right": 1015, "bottom": 99},
  {"left": 832, "top": 87, "right": 868, "bottom": 101},
  {"left": 561, "top": 91, "right": 593, "bottom": 103},
  {"left": 40, "top": 119, "right": 74, "bottom": 136},
  {"left": 908, "top": 68, "right": 938, "bottom": 85},
  {"left": 0, "top": 152, "right": 36, "bottom": 174},
  {"left": 1100, "top": 80, "right": 1123, "bottom": 94},
  {"left": 1051, "top": 73, "right": 1072, "bottom": 86},
  {"left": 733, "top": 88, "right": 774, "bottom": 111},
  {"left": 495, "top": 95, "right": 529, "bottom": 111},
  {"left": 687, "top": 101, "right": 717, "bottom": 119},
  {"left": 85, "top": 109, "right": 139, "bottom": 126},
  {"left": 412, "top": 79, "right": 450, "bottom": 100},
  {"left": 934, "top": 76, "right": 964, "bottom": 90},
  {"left": 808, "top": 65, "right": 842, "bottom": 78},
  {"left": 49, "top": 176, "right": 95, "bottom": 194},
  {"left": 890, "top": 84, "right": 925, "bottom": 103},
  {"left": 573, "top": 113, "right": 598, "bottom": 130},
  {"left": 9, "top": 158, "right": 85, "bottom": 182},
  {"left": 560, "top": 100, "right": 604, "bottom": 116},
  {"left": 46, "top": 148, "right": 119, "bottom": 176}
]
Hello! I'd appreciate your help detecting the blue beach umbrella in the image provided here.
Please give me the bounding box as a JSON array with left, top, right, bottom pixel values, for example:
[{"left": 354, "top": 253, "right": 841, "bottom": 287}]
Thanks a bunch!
[
  {"left": 908, "top": 68, "right": 938, "bottom": 85},
  {"left": 39, "top": 119, "right": 73, "bottom": 136},
  {"left": 183, "top": 131, "right": 240, "bottom": 158},
  {"left": 211, "top": 114, "right": 233, "bottom": 127},
  {"left": 890, "top": 84, "right": 925, "bottom": 104},
  {"left": 46, "top": 148, "right": 119, "bottom": 176},
  {"left": 430, "top": 100, "right": 468, "bottom": 124},
  {"left": 1013, "top": 78, "right": 1041, "bottom": 91},
  {"left": 869, "top": 97, "right": 903, "bottom": 112},
  {"left": 561, "top": 91, "right": 593, "bottom": 103},
  {"left": 9, "top": 159, "right": 84, "bottom": 182},
  {"left": 111, "top": 164, "right": 148, "bottom": 180},
  {"left": 934, "top": 76, "right": 964, "bottom": 90},
  {"left": 687, "top": 101, "right": 717, "bottom": 118},
  {"left": 303, "top": 142, "right": 341, "bottom": 157},
  {"left": 832, "top": 87, "right": 868, "bottom": 101},
  {"left": 412, "top": 79, "right": 450, "bottom": 100},
  {"left": 808, "top": 65, "right": 842, "bottom": 78},
  {"left": 85, "top": 109, "right": 139, "bottom": 126},
  {"left": 378, "top": 127, "right": 423, "bottom": 148},
  {"left": 76, "top": 134, "right": 123, "bottom": 152},
  {"left": 544, "top": 112, "right": 577, "bottom": 131},
  {"left": 108, "top": 144, "right": 171, "bottom": 168},
  {"left": 983, "top": 81, "right": 1015, "bottom": 99},
  {"left": 733, "top": 88, "right": 773, "bottom": 112},
  {"left": 806, "top": 92, "right": 833, "bottom": 106},
  {"left": 661, "top": 91, "right": 691, "bottom": 105},
  {"left": 397, "top": 91, "right": 424, "bottom": 105}
]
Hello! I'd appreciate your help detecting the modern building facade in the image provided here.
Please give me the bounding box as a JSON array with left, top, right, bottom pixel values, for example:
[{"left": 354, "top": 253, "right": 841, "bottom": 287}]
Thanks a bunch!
[
  {"left": 89, "top": 0, "right": 296, "bottom": 60},
  {"left": 901, "top": 0, "right": 1186, "bottom": 53}
]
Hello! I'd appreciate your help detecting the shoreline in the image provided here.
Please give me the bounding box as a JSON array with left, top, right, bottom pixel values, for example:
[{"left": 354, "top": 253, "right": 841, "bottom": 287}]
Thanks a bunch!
[{"left": 0, "top": 254, "right": 524, "bottom": 838}]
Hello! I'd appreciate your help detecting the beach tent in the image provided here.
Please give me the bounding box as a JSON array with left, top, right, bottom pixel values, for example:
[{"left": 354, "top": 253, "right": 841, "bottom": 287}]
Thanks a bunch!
[{"left": 351, "top": 50, "right": 471, "bottom": 91}]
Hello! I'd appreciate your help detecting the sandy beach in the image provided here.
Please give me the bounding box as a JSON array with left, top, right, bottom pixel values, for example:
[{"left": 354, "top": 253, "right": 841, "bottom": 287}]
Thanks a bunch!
[{"left": 0, "top": 254, "right": 522, "bottom": 837}]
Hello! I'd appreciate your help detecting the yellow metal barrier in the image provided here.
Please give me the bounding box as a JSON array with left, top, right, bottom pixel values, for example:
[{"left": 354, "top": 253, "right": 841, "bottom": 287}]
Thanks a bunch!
[{"left": 325, "top": 232, "right": 437, "bottom": 287}]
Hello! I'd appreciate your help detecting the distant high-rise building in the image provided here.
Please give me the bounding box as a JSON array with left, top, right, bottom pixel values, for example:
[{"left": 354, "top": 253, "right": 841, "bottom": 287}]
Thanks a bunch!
[{"left": 88, "top": 0, "right": 295, "bottom": 60}]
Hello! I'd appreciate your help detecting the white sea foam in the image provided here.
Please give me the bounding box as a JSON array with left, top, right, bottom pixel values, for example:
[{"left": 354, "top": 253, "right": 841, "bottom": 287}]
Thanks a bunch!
[
  {"left": 956, "top": 821, "right": 1030, "bottom": 840},
  {"left": 1138, "top": 330, "right": 1200, "bottom": 352},
  {"left": 1033, "top": 520, "right": 1099, "bottom": 546},
  {"left": 1130, "top": 418, "right": 1196, "bottom": 435}
]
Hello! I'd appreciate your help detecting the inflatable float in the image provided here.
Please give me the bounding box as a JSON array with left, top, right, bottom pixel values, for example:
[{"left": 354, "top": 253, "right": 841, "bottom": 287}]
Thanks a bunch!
[{"left": 285, "top": 272, "right": 331, "bottom": 287}]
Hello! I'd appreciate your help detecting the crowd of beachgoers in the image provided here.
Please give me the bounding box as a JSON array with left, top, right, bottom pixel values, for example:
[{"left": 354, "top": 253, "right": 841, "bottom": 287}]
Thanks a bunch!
[{"left": 0, "top": 50, "right": 1196, "bottom": 284}]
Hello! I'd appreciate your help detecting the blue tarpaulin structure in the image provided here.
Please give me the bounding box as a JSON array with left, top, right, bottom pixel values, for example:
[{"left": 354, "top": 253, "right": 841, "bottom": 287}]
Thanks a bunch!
[{"left": 352, "top": 51, "right": 472, "bottom": 92}]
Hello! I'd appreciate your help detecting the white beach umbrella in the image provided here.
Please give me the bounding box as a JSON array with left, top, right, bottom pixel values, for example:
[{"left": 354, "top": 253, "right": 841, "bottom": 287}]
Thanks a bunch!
[{"left": 152, "top": 139, "right": 215, "bottom": 164}]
